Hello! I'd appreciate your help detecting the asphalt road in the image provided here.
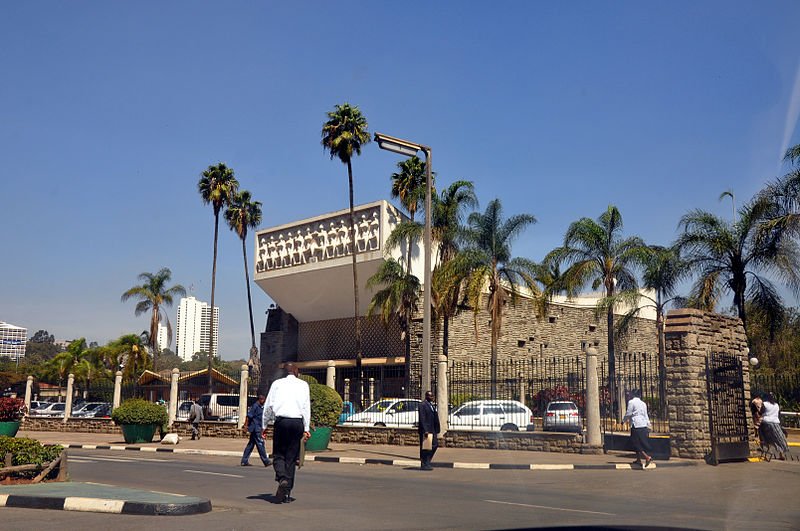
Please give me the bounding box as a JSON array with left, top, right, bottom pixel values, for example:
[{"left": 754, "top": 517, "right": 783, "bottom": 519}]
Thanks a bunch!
[{"left": 1, "top": 449, "right": 798, "bottom": 530}]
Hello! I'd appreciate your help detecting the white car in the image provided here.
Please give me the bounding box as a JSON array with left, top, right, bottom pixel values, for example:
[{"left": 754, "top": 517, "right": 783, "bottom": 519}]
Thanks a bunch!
[
  {"left": 176, "top": 401, "right": 193, "bottom": 420},
  {"left": 448, "top": 400, "right": 534, "bottom": 431},
  {"left": 72, "top": 402, "right": 107, "bottom": 417},
  {"left": 342, "top": 398, "right": 421, "bottom": 428},
  {"left": 30, "top": 402, "right": 67, "bottom": 418}
]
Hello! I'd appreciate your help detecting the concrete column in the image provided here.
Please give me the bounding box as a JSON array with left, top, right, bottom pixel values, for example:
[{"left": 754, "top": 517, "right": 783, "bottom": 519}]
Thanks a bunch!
[
  {"left": 64, "top": 373, "right": 75, "bottom": 422},
  {"left": 326, "top": 360, "right": 336, "bottom": 389},
  {"left": 585, "top": 347, "right": 602, "bottom": 447},
  {"left": 113, "top": 371, "right": 123, "bottom": 410},
  {"left": 518, "top": 372, "right": 526, "bottom": 406},
  {"left": 238, "top": 365, "right": 249, "bottom": 430},
  {"left": 24, "top": 376, "right": 33, "bottom": 415},
  {"left": 168, "top": 368, "right": 180, "bottom": 426},
  {"left": 436, "top": 355, "right": 448, "bottom": 434}
]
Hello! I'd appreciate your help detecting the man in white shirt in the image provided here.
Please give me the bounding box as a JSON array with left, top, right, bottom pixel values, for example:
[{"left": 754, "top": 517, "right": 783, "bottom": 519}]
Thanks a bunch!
[{"left": 262, "top": 363, "right": 311, "bottom": 503}]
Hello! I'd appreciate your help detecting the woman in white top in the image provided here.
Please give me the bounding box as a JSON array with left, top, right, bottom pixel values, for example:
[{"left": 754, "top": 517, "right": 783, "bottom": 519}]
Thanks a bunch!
[
  {"left": 622, "top": 389, "right": 653, "bottom": 468},
  {"left": 759, "top": 393, "right": 789, "bottom": 460}
]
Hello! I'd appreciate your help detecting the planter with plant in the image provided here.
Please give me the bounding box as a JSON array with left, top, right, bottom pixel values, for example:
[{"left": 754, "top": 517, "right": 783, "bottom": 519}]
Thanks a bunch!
[
  {"left": 0, "top": 397, "right": 26, "bottom": 437},
  {"left": 306, "top": 382, "right": 343, "bottom": 452},
  {"left": 111, "top": 398, "right": 168, "bottom": 444},
  {"left": 0, "top": 436, "right": 65, "bottom": 483}
]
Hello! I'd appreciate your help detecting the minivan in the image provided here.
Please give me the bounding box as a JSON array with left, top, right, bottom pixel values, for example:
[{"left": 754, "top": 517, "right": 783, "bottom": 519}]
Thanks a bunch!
[{"left": 197, "top": 394, "right": 257, "bottom": 420}]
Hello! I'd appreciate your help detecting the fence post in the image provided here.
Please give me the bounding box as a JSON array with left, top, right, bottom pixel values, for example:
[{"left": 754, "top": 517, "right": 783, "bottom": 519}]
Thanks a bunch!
[
  {"left": 437, "top": 355, "right": 448, "bottom": 434},
  {"left": 238, "top": 364, "right": 249, "bottom": 430},
  {"left": 113, "top": 371, "right": 122, "bottom": 410},
  {"left": 326, "top": 360, "right": 336, "bottom": 390},
  {"left": 344, "top": 378, "right": 350, "bottom": 403},
  {"left": 585, "top": 347, "right": 602, "bottom": 447},
  {"left": 518, "top": 372, "right": 526, "bottom": 406},
  {"left": 368, "top": 378, "right": 375, "bottom": 405},
  {"left": 24, "top": 376, "right": 33, "bottom": 415},
  {"left": 64, "top": 374, "right": 75, "bottom": 422},
  {"left": 168, "top": 368, "right": 180, "bottom": 427}
]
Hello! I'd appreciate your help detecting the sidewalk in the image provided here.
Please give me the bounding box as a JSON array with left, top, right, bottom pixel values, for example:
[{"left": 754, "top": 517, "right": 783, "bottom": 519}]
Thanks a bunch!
[{"left": 18, "top": 429, "right": 701, "bottom": 471}]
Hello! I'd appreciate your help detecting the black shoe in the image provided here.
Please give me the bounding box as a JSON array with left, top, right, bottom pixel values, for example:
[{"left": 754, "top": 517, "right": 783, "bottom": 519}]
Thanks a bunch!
[
  {"left": 264, "top": 460, "right": 272, "bottom": 467},
  {"left": 276, "top": 479, "right": 290, "bottom": 501},
  {"left": 241, "top": 462, "right": 252, "bottom": 466},
  {"left": 284, "top": 491, "right": 293, "bottom": 503},
  {"left": 421, "top": 464, "right": 433, "bottom": 471}
]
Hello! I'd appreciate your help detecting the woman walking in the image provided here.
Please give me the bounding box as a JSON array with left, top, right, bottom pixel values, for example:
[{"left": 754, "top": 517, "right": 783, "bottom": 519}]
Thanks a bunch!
[
  {"left": 759, "top": 393, "right": 790, "bottom": 460},
  {"left": 623, "top": 389, "right": 653, "bottom": 469}
]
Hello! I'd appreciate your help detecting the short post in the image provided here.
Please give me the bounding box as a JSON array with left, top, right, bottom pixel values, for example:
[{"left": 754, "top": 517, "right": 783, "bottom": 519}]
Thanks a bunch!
[
  {"left": 437, "top": 355, "right": 448, "bottom": 434},
  {"left": 112, "top": 371, "right": 123, "bottom": 410},
  {"left": 24, "top": 376, "right": 33, "bottom": 415},
  {"left": 585, "top": 347, "right": 602, "bottom": 447},
  {"left": 64, "top": 374, "right": 75, "bottom": 422},
  {"left": 326, "top": 360, "right": 336, "bottom": 390},
  {"left": 518, "top": 372, "right": 526, "bottom": 406},
  {"left": 168, "top": 368, "right": 180, "bottom": 426},
  {"left": 238, "top": 364, "right": 249, "bottom": 430}
]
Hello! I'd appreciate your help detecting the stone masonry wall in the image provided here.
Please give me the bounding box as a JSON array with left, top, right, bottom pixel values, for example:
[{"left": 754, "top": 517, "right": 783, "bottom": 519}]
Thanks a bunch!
[{"left": 664, "top": 308, "right": 750, "bottom": 459}]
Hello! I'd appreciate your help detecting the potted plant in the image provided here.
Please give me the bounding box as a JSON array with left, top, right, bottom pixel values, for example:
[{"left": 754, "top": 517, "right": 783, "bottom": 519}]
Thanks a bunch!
[
  {"left": 305, "top": 382, "right": 343, "bottom": 452},
  {"left": 0, "top": 397, "right": 26, "bottom": 437},
  {"left": 111, "top": 398, "right": 168, "bottom": 444}
]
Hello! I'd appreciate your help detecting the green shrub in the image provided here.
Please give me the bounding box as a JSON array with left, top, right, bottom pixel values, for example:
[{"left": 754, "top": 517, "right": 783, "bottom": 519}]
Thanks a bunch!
[
  {"left": 299, "top": 374, "right": 319, "bottom": 385},
  {"left": 309, "top": 383, "right": 343, "bottom": 428},
  {"left": 0, "top": 436, "right": 63, "bottom": 478},
  {"left": 111, "top": 399, "right": 168, "bottom": 426},
  {"left": 0, "top": 397, "right": 26, "bottom": 421}
]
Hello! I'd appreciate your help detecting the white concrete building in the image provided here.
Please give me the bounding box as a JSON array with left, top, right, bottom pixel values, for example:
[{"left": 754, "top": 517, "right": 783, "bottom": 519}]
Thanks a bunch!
[
  {"left": 0, "top": 321, "right": 27, "bottom": 361},
  {"left": 175, "top": 296, "right": 219, "bottom": 361},
  {"left": 156, "top": 323, "right": 169, "bottom": 353}
]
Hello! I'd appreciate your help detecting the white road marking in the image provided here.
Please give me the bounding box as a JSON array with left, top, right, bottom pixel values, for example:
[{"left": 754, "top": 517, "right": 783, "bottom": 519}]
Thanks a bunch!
[
  {"left": 82, "top": 456, "right": 137, "bottom": 463},
  {"left": 184, "top": 469, "right": 244, "bottom": 478},
  {"left": 67, "top": 458, "right": 97, "bottom": 463},
  {"left": 484, "top": 499, "right": 616, "bottom": 516}
]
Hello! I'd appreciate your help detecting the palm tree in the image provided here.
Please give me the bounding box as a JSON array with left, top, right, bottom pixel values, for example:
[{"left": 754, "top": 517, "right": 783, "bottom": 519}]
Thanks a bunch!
[
  {"left": 390, "top": 156, "right": 431, "bottom": 269},
  {"left": 198, "top": 162, "right": 239, "bottom": 392},
  {"left": 74, "top": 347, "right": 108, "bottom": 400},
  {"left": 113, "top": 333, "right": 151, "bottom": 380},
  {"left": 549, "top": 206, "right": 650, "bottom": 416},
  {"left": 675, "top": 199, "right": 800, "bottom": 334},
  {"left": 321, "top": 103, "right": 370, "bottom": 396},
  {"left": 758, "top": 143, "right": 800, "bottom": 241},
  {"left": 461, "top": 199, "right": 540, "bottom": 398},
  {"left": 225, "top": 189, "right": 263, "bottom": 378},
  {"left": 49, "top": 338, "right": 89, "bottom": 401},
  {"left": 121, "top": 268, "right": 186, "bottom": 366},
  {"left": 367, "top": 259, "right": 421, "bottom": 396}
]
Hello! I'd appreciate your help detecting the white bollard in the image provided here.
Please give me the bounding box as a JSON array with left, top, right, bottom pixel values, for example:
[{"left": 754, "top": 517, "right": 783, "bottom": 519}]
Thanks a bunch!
[
  {"left": 113, "top": 371, "right": 123, "bottom": 410},
  {"left": 238, "top": 365, "right": 249, "bottom": 430},
  {"left": 64, "top": 373, "right": 75, "bottom": 422},
  {"left": 326, "top": 360, "right": 336, "bottom": 389},
  {"left": 169, "top": 368, "right": 180, "bottom": 426},
  {"left": 24, "top": 376, "right": 33, "bottom": 415}
]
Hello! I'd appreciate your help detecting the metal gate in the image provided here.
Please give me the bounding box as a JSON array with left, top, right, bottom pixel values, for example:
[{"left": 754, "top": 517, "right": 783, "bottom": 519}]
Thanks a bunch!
[{"left": 706, "top": 353, "right": 749, "bottom": 464}]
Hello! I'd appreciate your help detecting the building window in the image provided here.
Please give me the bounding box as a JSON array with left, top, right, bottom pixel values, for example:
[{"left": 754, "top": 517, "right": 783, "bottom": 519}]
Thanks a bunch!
[
  {"left": 589, "top": 325, "right": 596, "bottom": 332},
  {"left": 548, "top": 316, "right": 556, "bottom": 324},
  {"left": 517, "top": 340, "right": 525, "bottom": 348}
]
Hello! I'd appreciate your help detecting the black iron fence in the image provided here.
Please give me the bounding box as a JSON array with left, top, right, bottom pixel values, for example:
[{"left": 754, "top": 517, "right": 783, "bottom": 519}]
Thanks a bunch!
[
  {"left": 598, "top": 352, "right": 669, "bottom": 434},
  {"left": 751, "top": 372, "right": 800, "bottom": 427}
]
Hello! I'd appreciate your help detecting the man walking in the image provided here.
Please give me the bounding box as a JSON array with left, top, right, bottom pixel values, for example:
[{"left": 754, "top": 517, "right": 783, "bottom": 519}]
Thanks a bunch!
[
  {"left": 241, "top": 392, "right": 271, "bottom": 467},
  {"left": 418, "top": 390, "right": 440, "bottom": 471},
  {"left": 188, "top": 397, "right": 204, "bottom": 440},
  {"left": 262, "top": 363, "right": 310, "bottom": 503}
]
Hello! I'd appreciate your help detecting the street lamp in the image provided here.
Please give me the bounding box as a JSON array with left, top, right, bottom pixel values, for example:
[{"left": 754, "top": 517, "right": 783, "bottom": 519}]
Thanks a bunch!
[{"left": 374, "top": 132, "right": 433, "bottom": 399}]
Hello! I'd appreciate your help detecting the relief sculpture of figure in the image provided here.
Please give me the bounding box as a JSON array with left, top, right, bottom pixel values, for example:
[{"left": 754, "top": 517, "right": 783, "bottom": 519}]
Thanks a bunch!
[
  {"left": 339, "top": 219, "right": 351, "bottom": 256},
  {"left": 328, "top": 221, "right": 340, "bottom": 257},
  {"left": 368, "top": 211, "right": 380, "bottom": 250},
  {"left": 275, "top": 234, "right": 286, "bottom": 268},
  {"left": 266, "top": 235, "right": 278, "bottom": 270},
  {"left": 357, "top": 214, "right": 370, "bottom": 252},
  {"left": 256, "top": 236, "right": 268, "bottom": 272},
  {"left": 284, "top": 233, "right": 294, "bottom": 266},
  {"left": 293, "top": 230, "right": 305, "bottom": 265},
  {"left": 304, "top": 227, "right": 316, "bottom": 263},
  {"left": 317, "top": 224, "right": 329, "bottom": 261}
]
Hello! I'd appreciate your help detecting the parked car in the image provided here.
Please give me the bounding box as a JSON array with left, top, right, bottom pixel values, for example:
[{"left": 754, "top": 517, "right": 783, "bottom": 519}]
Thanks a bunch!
[
  {"left": 541, "top": 400, "right": 582, "bottom": 433},
  {"left": 448, "top": 399, "right": 534, "bottom": 431},
  {"left": 90, "top": 403, "right": 112, "bottom": 419},
  {"left": 197, "top": 394, "right": 257, "bottom": 420},
  {"left": 29, "top": 400, "right": 46, "bottom": 411},
  {"left": 342, "top": 398, "right": 421, "bottom": 428},
  {"left": 72, "top": 402, "right": 106, "bottom": 417},
  {"left": 30, "top": 402, "right": 67, "bottom": 417},
  {"left": 176, "top": 400, "right": 193, "bottom": 420},
  {"left": 338, "top": 401, "right": 355, "bottom": 425}
]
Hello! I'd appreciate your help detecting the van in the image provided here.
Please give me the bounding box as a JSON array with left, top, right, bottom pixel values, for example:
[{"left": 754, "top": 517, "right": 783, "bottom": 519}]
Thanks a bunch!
[{"left": 197, "top": 393, "right": 257, "bottom": 420}]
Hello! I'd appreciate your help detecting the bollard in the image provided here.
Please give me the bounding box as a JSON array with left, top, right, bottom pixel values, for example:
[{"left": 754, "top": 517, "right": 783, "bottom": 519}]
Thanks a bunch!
[
  {"left": 24, "top": 376, "right": 33, "bottom": 415},
  {"left": 169, "top": 368, "right": 180, "bottom": 426},
  {"left": 113, "top": 371, "right": 123, "bottom": 410},
  {"left": 64, "top": 374, "right": 75, "bottom": 422},
  {"left": 585, "top": 347, "right": 602, "bottom": 446}
]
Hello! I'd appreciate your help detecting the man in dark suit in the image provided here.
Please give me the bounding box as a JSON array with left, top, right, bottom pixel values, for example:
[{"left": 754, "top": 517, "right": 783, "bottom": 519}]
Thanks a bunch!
[{"left": 418, "top": 390, "right": 440, "bottom": 471}]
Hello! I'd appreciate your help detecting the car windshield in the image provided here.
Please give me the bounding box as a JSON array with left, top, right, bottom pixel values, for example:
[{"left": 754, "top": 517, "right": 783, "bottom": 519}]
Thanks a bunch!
[
  {"left": 363, "top": 400, "right": 394, "bottom": 413},
  {"left": 549, "top": 403, "right": 578, "bottom": 411}
]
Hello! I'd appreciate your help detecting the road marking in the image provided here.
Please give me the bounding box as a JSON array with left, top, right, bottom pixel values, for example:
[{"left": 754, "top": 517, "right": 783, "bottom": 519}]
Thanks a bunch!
[
  {"left": 184, "top": 469, "right": 244, "bottom": 478},
  {"left": 68, "top": 458, "right": 97, "bottom": 463},
  {"left": 484, "top": 499, "right": 615, "bottom": 516}
]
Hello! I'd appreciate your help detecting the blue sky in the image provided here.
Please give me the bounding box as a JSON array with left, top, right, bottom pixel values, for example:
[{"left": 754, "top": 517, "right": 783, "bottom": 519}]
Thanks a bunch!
[{"left": 2, "top": 1, "right": 799, "bottom": 360}]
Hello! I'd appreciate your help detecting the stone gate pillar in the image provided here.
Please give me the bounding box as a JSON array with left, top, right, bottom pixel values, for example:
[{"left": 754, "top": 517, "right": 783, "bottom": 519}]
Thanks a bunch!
[{"left": 664, "top": 309, "right": 749, "bottom": 459}]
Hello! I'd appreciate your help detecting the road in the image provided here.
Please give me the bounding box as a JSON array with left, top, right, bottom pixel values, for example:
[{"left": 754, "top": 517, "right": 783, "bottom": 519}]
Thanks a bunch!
[{"left": 1, "top": 449, "right": 798, "bottom": 530}]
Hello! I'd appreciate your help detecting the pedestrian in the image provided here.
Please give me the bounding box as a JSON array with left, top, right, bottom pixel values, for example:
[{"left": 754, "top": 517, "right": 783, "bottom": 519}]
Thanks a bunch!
[
  {"left": 622, "top": 389, "right": 653, "bottom": 469},
  {"left": 418, "top": 390, "right": 440, "bottom": 471},
  {"left": 759, "top": 392, "right": 790, "bottom": 460},
  {"left": 188, "top": 397, "right": 204, "bottom": 440},
  {"left": 241, "top": 392, "right": 272, "bottom": 467},
  {"left": 750, "top": 392, "right": 764, "bottom": 443},
  {"left": 262, "top": 363, "right": 310, "bottom": 503}
]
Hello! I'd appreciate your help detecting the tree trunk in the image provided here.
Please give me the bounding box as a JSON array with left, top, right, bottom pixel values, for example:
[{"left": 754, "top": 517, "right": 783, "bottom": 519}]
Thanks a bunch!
[
  {"left": 208, "top": 211, "right": 220, "bottom": 394},
  {"left": 243, "top": 237, "right": 257, "bottom": 350},
  {"left": 347, "top": 160, "right": 363, "bottom": 407}
]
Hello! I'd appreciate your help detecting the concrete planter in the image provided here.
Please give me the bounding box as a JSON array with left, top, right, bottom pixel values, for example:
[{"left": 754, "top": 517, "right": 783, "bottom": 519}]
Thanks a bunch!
[
  {"left": 305, "top": 427, "right": 333, "bottom": 452},
  {"left": 119, "top": 424, "right": 158, "bottom": 444},
  {"left": 0, "top": 420, "right": 21, "bottom": 437}
]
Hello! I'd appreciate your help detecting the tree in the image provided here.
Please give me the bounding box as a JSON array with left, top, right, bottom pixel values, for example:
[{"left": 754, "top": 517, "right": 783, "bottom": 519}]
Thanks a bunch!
[
  {"left": 73, "top": 347, "right": 108, "bottom": 399},
  {"left": 48, "top": 338, "right": 90, "bottom": 401},
  {"left": 198, "top": 162, "right": 240, "bottom": 392},
  {"left": 121, "top": 268, "right": 186, "bottom": 365},
  {"left": 224, "top": 189, "right": 263, "bottom": 378},
  {"left": 154, "top": 350, "right": 183, "bottom": 372},
  {"left": 461, "top": 199, "right": 540, "bottom": 398},
  {"left": 549, "top": 206, "right": 650, "bottom": 416},
  {"left": 367, "top": 259, "right": 421, "bottom": 396},
  {"left": 112, "top": 334, "right": 151, "bottom": 380},
  {"left": 675, "top": 199, "right": 800, "bottom": 333},
  {"left": 30, "top": 330, "right": 54, "bottom": 343},
  {"left": 321, "top": 103, "right": 370, "bottom": 395},
  {"left": 758, "top": 143, "right": 800, "bottom": 242}
]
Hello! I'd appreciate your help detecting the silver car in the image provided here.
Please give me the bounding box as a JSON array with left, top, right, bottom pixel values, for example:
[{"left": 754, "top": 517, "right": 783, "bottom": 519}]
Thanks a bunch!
[
  {"left": 542, "top": 400, "right": 582, "bottom": 432},
  {"left": 448, "top": 400, "right": 534, "bottom": 431}
]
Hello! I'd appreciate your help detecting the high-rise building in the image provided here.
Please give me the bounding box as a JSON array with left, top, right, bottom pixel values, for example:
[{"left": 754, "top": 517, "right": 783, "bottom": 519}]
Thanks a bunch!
[
  {"left": 175, "top": 297, "right": 219, "bottom": 361},
  {"left": 0, "top": 321, "right": 27, "bottom": 361},
  {"left": 156, "top": 323, "right": 169, "bottom": 353}
]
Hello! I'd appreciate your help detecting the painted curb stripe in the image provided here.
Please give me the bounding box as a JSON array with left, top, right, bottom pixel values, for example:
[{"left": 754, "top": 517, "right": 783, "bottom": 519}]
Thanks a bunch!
[
  {"left": 365, "top": 458, "right": 395, "bottom": 466},
  {"left": 489, "top": 463, "right": 531, "bottom": 470},
  {"left": 453, "top": 462, "right": 491, "bottom": 469},
  {"left": 337, "top": 457, "right": 366, "bottom": 464},
  {"left": 4, "top": 495, "right": 65, "bottom": 510},
  {"left": 393, "top": 459, "right": 420, "bottom": 467},
  {"left": 531, "top": 464, "right": 574, "bottom": 470},
  {"left": 0, "top": 494, "right": 8, "bottom": 507},
  {"left": 64, "top": 497, "right": 125, "bottom": 513}
]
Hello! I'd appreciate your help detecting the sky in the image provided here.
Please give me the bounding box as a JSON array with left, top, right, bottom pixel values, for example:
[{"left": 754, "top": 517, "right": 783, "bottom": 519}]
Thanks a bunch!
[{"left": 2, "top": 1, "right": 799, "bottom": 360}]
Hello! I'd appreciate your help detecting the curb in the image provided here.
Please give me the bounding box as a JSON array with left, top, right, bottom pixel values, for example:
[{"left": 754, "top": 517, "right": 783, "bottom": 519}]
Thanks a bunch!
[
  {"left": 0, "top": 492, "right": 211, "bottom": 516},
  {"left": 64, "top": 444, "right": 698, "bottom": 471}
]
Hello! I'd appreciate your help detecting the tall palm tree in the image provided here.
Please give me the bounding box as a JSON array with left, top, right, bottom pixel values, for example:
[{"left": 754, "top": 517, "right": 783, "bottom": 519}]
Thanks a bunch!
[
  {"left": 461, "top": 199, "right": 540, "bottom": 398},
  {"left": 390, "top": 156, "right": 431, "bottom": 270},
  {"left": 113, "top": 333, "right": 151, "bottom": 380},
  {"left": 321, "top": 103, "right": 370, "bottom": 395},
  {"left": 121, "top": 268, "right": 186, "bottom": 366},
  {"left": 49, "top": 338, "right": 90, "bottom": 401},
  {"left": 225, "top": 189, "right": 263, "bottom": 378},
  {"left": 675, "top": 199, "right": 800, "bottom": 333},
  {"left": 198, "top": 163, "right": 239, "bottom": 392},
  {"left": 549, "top": 206, "right": 650, "bottom": 415}
]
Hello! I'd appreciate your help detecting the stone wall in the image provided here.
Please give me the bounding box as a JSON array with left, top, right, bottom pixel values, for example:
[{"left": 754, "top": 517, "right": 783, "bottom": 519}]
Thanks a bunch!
[
  {"left": 664, "top": 309, "right": 751, "bottom": 459},
  {"left": 22, "top": 417, "right": 118, "bottom": 434}
]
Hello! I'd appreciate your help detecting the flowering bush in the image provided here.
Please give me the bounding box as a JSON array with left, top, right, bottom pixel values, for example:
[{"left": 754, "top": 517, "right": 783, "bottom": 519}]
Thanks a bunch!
[{"left": 0, "top": 397, "right": 26, "bottom": 422}]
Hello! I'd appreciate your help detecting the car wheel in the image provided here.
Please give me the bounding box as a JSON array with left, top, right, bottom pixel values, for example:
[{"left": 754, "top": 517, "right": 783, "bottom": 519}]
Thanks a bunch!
[
  {"left": 374, "top": 422, "right": 386, "bottom": 427},
  {"left": 500, "top": 424, "right": 518, "bottom": 431}
]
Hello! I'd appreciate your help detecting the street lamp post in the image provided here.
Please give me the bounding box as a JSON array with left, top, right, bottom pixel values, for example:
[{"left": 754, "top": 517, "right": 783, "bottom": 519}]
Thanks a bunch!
[{"left": 374, "top": 132, "right": 433, "bottom": 398}]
